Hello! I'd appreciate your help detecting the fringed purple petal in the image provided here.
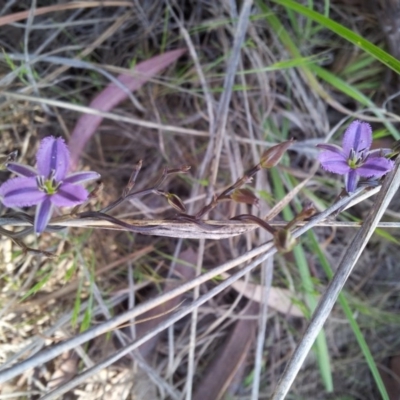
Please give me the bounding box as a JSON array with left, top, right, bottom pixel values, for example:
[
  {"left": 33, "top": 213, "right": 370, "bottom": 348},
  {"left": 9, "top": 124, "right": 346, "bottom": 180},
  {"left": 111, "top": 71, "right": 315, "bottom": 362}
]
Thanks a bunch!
[
  {"left": 51, "top": 183, "right": 88, "bottom": 207},
  {"left": 316, "top": 143, "right": 344, "bottom": 155},
  {"left": 357, "top": 157, "right": 394, "bottom": 178},
  {"left": 318, "top": 151, "right": 350, "bottom": 174},
  {"left": 34, "top": 197, "right": 53, "bottom": 234},
  {"left": 63, "top": 171, "right": 100, "bottom": 184},
  {"left": 345, "top": 170, "right": 359, "bottom": 193},
  {"left": 0, "top": 177, "right": 45, "bottom": 207},
  {"left": 6, "top": 162, "right": 37, "bottom": 177},
  {"left": 36, "top": 136, "right": 70, "bottom": 181},
  {"left": 342, "top": 121, "right": 372, "bottom": 157}
]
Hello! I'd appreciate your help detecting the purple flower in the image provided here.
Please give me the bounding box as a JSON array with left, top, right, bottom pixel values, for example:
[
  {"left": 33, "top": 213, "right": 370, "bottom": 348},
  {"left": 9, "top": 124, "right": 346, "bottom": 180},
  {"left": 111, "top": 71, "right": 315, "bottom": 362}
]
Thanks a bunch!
[
  {"left": 0, "top": 136, "right": 100, "bottom": 233},
  {"left": 317, "top": 120, "right": 394, "bottom": 193}
]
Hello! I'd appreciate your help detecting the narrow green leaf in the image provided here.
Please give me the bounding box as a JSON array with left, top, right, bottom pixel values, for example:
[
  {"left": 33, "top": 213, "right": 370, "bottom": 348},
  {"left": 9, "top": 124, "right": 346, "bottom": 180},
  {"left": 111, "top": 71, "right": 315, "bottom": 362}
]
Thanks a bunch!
[
  {"left": 20, "top": 271, "right": 52, "bottom": 302},
  {"left": 72, "top": 279, "right": 83, "bottom": 328},
  {"left": 270, "top": 168, "right": 333, "bottom": 391},
  {"left": 269, "top": 0, "right": 400, "bottom": 75},
  {"left": 310, "top": 64, "right": 400, "bottom": 139},
  {"left": 307, "top": 231, "right": 389, "bottom": 400},
  {"left": 80, "top": 292, "right": 93, "bottom": 332}
]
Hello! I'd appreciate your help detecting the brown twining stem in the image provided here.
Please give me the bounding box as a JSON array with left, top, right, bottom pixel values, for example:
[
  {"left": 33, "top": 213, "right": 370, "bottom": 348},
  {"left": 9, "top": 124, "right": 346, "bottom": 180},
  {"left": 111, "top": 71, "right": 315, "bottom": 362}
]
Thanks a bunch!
[
  {"left": 0, "top": 212, "right": 68, "bottom": 237},
  {"left": 330, "top": 189, "right": 350, "bottom": 218},
  {"left": 284, "top": 203, "right": 317, "bottom": 230},
  {"left": 77, "top": 211, "right": 160, "bottom": 233},
  {"left": 195, "top": 164, "right": 262, "bottom": 219},
  {"left": 174, "top": 213, "right": 223, "bottom": 231},
  {"left": 100, "top": 164, "right": 190, "bottom": 213},
  {"left": 70, "top": 181, "right": 103, "bottom": 215},
  {"left": 0, "top": 225, "right": 33, "bottom": 239},
  {"left": 122, "top": 159, "right": 142, "bottom": 197},
  {"left": 231, "top": 214, "right": 276, "bottom": 235},
  {"left": 12, "top": 237, "right": 56, "bottom": 258}
]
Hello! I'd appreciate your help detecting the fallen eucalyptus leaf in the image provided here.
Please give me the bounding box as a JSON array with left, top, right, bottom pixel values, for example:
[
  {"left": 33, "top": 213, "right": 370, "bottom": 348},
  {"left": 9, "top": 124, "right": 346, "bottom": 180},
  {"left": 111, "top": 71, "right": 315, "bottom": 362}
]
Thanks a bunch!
[
  {"left": 69, "top": 48, "right": 186, "bottom": 169},
  {"left": 221, "top": 272, "right": 304, "bottom": 317}
]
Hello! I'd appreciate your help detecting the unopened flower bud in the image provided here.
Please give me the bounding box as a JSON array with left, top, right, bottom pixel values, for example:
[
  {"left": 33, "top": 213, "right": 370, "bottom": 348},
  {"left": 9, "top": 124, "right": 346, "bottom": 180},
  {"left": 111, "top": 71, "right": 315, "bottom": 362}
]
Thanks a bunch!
[
  {"left": 166, "top": 193, "right": 186, "bottom": 213},
  {"left": 285, "top": 203, "right": 317, "bottom": 230},
  {"left": 260, "top": 139, "right": 294, "bottom": 169},
  {"left": 231, "top": 188, "right": 260, "bottom": 207}
]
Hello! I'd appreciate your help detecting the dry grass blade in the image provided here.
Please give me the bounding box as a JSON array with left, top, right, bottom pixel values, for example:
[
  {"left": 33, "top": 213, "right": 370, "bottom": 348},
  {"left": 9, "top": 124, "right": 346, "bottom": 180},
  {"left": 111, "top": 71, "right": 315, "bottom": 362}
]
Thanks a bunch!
[
  {"left": 0, "top": 188, "right": 364, "bottom": 386},
  {"left": 10, "top": 246, "right": 153, "bottom": 314},
  {"left": 37, "top": 253, "right": 276, "bottom": 400},
  {"left": 271, "top": 156, "right": 400, "bottom": 400},
  {"left": 0, "top": 1, "right": 133, "bottom": 27}
]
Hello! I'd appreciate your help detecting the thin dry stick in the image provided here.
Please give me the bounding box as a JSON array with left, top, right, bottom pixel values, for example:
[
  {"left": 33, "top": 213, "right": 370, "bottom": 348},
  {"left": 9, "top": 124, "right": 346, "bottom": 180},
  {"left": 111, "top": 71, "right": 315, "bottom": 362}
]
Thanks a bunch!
[
  {"left": 0, "top": 1, "right": 133, "bottom": 27},
  {"left": 207, "top": 0, "right": 254, "bottom": 195},
  {"left": 0, "top": 188, "right": 364, "bottom": 385},
  {"left": 271, "top": 156, "right": 400, "bottom": 400},
  {"left": 2, "top": 292, "right": 129, "bottom": 374},
  {"left": 185, "top": 238, "right": 205, "bottom": 400},
  {"left": 251, "top": 258, "right": 273, "bottom": 400}
]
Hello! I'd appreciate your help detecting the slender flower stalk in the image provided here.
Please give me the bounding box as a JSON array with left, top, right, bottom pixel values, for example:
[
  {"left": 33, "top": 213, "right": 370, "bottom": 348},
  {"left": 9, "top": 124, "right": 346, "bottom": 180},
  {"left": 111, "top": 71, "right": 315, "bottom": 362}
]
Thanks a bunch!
[
  {"left": 0, "top": 136, "right": 100, "bottom": 233},
  {"left": 317, "top": 120, "right": 394, "bottom": 193}
]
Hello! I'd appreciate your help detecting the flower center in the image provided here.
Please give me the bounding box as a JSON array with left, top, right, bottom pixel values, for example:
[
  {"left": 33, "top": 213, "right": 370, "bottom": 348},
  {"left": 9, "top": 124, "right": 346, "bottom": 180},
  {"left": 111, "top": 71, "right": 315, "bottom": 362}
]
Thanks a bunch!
[
  {"left": 36, "top": 170, "right": 61, "bottom": 195},
  {"left": 348, "top": 149, "right": 368, "bottom": 169}
]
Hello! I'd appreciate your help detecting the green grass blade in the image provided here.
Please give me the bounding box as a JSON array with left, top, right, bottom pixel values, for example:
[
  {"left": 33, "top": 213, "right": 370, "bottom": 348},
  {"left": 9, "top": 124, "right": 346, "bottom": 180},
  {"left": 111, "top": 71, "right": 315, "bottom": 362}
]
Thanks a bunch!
[
  {"left": 20, "top": 271, "right": 52, "bottom": 302},
  {"left": 269, "top": 0, "right": 400, "bottom": 75},
  {"left": 72, "top": 279, "right": 83, "bottom": 329},
  {"left": 310, "top": 64, "right": 400, "bottom": 139},
  {"left": 257, "top": 1, "right": 400, "bottom": 140},
  {"left": 270, "top": 167, "right": 333, "bottom": 391},
  {"left": 80, "top": 291, "right": 93, "bottom": 333},
  {"left": 256, "top": 1, "right": 347, "bottom": 112},
  {"left": 310, "top": 65, "right": 374, "bottom": 106},
  {"left": 307, "top": 231, "right": 389, "bottom": 400}
]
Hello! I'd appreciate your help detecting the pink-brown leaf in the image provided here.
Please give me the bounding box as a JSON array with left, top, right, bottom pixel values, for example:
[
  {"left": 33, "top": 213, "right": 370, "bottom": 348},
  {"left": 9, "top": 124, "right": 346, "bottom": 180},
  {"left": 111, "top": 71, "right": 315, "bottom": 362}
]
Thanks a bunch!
[
  {"left": 69, "top": 48, "right": 186, "bottom": 170},
  {"left": 193, "top": 302, "right": 259, "bottom": 400}
]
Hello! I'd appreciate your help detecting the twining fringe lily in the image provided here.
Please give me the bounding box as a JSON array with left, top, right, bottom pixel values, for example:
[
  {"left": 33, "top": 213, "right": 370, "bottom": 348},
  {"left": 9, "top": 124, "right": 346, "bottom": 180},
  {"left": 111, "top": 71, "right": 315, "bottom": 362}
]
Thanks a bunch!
[
  {"left": 0, "top": 136, "right": 100, "bottom": 233},
  {"left": 317, "top": 120, "right": 394, "bottom": 193}
]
